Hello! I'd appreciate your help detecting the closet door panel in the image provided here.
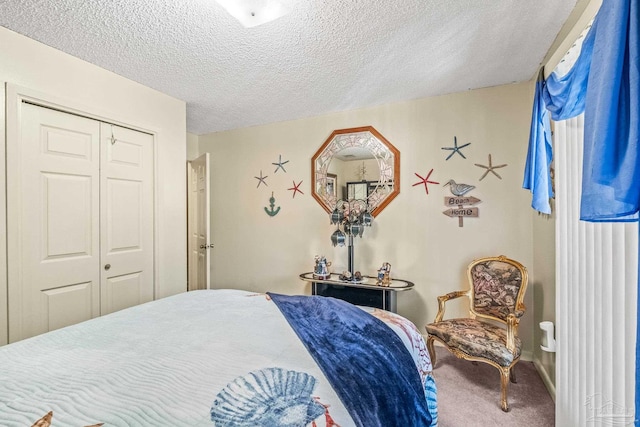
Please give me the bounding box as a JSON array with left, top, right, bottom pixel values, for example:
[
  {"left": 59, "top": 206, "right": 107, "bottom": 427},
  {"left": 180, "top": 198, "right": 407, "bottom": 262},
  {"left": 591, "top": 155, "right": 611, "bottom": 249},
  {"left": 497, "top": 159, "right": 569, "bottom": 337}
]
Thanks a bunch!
[
  {"left": 100, "top": 124, "right": 154, "bottom": 315},
  {"left": 9, "top": 103, "right": 101, "bottom": 342},
  {"left": 41, "top": 282, "right": 93, "bottom": 331},
  {"left": 41, "top": 172, "right": 93, "bottom": 258},
  {"left": 103, "top": 272, "right": 143, "bottom": 314}
]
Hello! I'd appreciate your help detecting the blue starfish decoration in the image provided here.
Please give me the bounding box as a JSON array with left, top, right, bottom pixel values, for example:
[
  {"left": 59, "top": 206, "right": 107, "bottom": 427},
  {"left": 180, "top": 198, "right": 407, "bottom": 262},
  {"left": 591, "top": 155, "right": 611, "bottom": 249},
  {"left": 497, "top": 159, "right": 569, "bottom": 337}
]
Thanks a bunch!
[
  {"left": 272, "top": 155, "right": 289, "bottom": 173},
  {"left": 441, "top": 136, "right": 471, "bottom": 160},
  {"left": 254, "top": 170, "right": 268, "bottom": 188}
]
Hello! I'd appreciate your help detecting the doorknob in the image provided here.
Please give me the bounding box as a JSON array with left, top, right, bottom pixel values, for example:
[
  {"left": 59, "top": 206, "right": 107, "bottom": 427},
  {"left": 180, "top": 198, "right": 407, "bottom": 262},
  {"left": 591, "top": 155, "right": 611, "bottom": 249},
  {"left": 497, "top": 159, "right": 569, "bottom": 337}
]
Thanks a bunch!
[{"left": 104, "top": 264, "right": 111, "bottom": 270}]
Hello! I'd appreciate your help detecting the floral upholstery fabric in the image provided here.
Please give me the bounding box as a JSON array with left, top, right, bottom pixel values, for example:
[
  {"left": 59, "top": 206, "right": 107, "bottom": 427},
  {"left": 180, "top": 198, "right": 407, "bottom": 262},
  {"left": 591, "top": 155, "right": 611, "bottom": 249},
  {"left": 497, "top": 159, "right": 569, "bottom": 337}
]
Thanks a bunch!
[
  {"left": 425, "top": 318, "right": 521, "bottom": 367},
  {"left": 470, "top": 260, "right": 523, "bottom": 320}
]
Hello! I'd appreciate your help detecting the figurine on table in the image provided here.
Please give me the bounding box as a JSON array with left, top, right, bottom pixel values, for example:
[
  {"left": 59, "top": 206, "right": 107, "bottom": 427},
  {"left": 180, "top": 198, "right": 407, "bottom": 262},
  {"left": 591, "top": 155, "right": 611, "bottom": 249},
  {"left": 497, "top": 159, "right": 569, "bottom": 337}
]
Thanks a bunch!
[
  {"left": 313, "top": 255, "right": 331, "bottom": 279},
  {"left": 377, "top": 262, "right": 391, "bottom": 287},
  {"left": 339, "top": 270, "right": 362, "bottom": 282}
]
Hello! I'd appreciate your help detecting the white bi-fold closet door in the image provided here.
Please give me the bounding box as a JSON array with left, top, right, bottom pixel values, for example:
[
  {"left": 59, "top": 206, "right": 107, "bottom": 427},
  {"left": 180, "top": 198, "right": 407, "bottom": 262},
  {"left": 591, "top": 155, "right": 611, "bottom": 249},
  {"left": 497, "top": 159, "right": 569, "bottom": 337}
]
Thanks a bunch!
[{"left": 8, "top": 102, "right": 154, "bottom": 343}]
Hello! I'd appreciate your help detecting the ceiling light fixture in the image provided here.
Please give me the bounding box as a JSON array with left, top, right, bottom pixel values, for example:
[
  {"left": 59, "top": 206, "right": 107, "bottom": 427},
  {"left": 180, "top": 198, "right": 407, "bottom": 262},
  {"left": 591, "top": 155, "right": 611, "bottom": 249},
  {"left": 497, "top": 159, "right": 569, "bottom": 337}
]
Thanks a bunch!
[{"left": 214, "top": 0, "right": 291, "bottom": 28}]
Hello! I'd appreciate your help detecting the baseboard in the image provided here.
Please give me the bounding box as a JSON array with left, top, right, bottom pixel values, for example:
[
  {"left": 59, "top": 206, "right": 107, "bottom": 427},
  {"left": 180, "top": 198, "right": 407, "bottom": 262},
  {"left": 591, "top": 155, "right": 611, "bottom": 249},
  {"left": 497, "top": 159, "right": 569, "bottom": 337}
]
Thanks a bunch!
[
  {"left": 533, "top": 358, "right": 556, "bottom": 402},
  {"left": 520, "top": 350, "right": 534, "bottom": 362}
]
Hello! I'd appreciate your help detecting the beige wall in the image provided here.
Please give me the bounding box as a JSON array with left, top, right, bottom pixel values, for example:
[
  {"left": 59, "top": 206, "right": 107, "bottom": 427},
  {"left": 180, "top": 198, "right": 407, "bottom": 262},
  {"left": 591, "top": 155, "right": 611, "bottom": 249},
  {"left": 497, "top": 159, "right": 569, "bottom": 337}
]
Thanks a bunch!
[
  {"left": 0, "top": 27, "right": 188, "bottom": 344},
  {"left": 187, "top": 132, "right": 200, "bottom": 161},
  {"left": 532, "top": 208, "right": 557, "bottom": 393},
  {"left": 199, "top": 82, "right": 545, "bottom": 358}
]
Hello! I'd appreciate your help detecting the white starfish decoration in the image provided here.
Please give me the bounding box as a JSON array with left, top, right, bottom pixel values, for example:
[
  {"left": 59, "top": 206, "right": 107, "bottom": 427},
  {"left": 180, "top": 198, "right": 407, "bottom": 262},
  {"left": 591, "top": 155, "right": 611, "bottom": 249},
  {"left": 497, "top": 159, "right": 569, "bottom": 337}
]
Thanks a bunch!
[
  {"left": 254, "top": 170, "right": 268, "bottom": 188},
  {"left": 474, "top": 154, "right": 507, "bottom": 181}
]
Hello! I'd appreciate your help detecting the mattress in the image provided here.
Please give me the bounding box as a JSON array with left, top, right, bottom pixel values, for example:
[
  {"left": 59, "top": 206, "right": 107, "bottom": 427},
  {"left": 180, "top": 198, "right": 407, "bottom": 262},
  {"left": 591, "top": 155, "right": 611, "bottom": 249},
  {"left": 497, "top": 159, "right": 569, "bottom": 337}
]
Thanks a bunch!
[{"left": 0, "top": 289, "right": 436, "bottom": 426}]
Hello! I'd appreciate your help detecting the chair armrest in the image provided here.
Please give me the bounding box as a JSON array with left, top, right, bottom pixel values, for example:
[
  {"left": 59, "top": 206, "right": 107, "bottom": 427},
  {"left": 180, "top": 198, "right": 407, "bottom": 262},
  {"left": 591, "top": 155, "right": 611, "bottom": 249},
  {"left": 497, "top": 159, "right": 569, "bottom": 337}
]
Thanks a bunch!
[
  {"left": 509, "top": 303, "right": 526, "bottom": 321},
  {"left": 434, "top": 290, "right": 468, "bottom": 323},
  {"left": 505, "top": 313, "right": 522, "bottom": 353},
  {"left": 515, "top": 302, "right": 526, "bottom": 317}
]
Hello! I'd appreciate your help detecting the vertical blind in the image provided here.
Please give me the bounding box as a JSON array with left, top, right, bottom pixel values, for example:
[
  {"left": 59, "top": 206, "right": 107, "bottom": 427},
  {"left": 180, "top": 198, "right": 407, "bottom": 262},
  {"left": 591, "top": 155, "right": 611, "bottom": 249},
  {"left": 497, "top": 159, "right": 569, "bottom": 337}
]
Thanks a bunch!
[{"left": 555, "top": 115, "right": 637, "bottom": 426}]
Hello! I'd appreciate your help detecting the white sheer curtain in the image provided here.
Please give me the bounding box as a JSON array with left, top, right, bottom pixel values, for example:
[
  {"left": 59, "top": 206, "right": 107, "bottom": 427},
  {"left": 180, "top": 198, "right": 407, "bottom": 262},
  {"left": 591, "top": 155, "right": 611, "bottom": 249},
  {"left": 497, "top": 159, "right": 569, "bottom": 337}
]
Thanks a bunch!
[{"left": 555, "top": 114, "right": 637, "bottom": 426}]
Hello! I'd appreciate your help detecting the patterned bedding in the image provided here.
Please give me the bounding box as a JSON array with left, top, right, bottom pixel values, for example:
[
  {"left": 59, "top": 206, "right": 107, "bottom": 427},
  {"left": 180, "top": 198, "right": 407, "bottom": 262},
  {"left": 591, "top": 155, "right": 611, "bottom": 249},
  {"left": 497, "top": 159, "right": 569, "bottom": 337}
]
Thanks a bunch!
[{"left": 0, "top": 289, "right": 437, "bottom": 426}]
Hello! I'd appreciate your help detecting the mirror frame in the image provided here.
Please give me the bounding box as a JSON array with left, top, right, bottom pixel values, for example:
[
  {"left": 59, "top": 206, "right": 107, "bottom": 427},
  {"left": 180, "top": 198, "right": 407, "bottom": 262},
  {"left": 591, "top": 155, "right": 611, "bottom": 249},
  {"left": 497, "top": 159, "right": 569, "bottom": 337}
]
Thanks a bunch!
[{"left": 311, "top": 126, "right": 400, "bottom": 217}]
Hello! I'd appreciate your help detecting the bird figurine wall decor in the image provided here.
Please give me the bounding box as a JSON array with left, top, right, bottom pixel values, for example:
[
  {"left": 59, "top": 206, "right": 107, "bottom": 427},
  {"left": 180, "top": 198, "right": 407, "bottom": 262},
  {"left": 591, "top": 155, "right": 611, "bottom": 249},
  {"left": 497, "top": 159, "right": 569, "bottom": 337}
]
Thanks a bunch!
[{"left": 443, "top": 179, "right": 475, "bottom": 196}]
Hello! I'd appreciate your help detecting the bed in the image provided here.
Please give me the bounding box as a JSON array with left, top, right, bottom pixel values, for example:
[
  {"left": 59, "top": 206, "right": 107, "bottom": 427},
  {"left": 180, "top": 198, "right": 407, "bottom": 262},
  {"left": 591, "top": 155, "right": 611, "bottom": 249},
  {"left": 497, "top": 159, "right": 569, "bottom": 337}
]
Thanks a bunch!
[{"left": 0, "top": 289, "right": 437, "bottom": 426}]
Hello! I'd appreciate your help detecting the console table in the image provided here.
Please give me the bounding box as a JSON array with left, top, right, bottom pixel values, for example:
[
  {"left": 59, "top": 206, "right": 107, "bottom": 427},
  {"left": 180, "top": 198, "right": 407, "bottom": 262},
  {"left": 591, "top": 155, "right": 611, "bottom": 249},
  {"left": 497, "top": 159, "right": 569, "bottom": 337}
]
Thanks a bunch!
[{"left": 298, "top": 272, "right": 414, "bottom": 313}]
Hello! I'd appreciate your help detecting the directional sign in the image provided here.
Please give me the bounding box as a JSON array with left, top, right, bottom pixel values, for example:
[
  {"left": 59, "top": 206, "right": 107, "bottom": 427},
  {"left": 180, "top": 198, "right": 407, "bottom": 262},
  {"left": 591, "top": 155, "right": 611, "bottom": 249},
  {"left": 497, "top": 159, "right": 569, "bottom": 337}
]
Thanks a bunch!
[
  {"left": 443, "top": 207, "right": 479, "bottom": 218},
  {"left": 444, "top": 196, "right": 482, "bottom": 206},
  {"left": 443, "top": 194, "right": 480, "bottom": 227}
]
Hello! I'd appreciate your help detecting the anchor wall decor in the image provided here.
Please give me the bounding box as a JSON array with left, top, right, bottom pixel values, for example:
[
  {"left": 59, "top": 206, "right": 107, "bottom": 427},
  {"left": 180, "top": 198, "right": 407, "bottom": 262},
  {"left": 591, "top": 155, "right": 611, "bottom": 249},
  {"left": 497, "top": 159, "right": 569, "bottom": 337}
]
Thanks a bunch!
[{"left": 264, "top": 192, "right": 281, "bottom": 217}]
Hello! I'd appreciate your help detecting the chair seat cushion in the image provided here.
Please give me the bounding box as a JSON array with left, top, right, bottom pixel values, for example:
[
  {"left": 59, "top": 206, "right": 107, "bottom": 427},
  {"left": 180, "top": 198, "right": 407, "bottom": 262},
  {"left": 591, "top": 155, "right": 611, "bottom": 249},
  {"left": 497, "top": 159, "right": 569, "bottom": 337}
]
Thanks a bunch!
[{"left": 425, "top": 318, "right": 521, "bottom": 367}]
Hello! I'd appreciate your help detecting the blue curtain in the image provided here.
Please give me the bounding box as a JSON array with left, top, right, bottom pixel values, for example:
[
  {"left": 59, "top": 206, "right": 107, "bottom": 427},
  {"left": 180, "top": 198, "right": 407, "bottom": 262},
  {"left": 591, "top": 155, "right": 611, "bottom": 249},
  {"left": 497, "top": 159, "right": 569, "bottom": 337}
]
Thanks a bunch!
[
  {"left": 581, "top": 0, "right": 639, "bottom": 222},
  {"left": 522, "top": 74, "right": 554, "bottom": 214},
  {"left": 522, "top": 18, "right": 595, "bottom": 214},
  {"left": 523, "top": 0, "right": 639, "bottom": 423}
]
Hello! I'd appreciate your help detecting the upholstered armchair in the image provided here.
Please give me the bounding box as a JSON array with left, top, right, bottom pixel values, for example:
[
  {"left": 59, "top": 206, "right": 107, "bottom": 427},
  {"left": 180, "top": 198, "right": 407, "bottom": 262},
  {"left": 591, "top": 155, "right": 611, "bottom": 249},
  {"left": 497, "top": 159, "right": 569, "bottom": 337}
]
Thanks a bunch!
[{"left": 425, "top": 255, "right": 528, "bottom": 412}]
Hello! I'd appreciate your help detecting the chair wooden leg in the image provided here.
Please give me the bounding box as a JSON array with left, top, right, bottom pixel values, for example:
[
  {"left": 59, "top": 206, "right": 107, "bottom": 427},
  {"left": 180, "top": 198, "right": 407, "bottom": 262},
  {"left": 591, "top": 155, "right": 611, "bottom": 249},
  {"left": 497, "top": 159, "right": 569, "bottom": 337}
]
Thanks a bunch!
[
  {"left": 510, "top": 366, "right": 517, "bottom": 383},
  {"left": 500, "top": 368, "right": 510, "bottom": 412},
  {"left": 426, "top": 336, "right": 437, "bottom": 367}
]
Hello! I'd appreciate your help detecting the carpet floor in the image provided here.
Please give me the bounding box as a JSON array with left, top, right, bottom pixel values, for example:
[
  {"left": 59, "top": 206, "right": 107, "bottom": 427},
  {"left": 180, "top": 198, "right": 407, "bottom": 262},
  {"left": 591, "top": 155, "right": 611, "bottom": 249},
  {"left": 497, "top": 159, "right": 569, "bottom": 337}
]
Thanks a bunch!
[{"left": 432, "top": 347, "right": 555, "bottom": 427}]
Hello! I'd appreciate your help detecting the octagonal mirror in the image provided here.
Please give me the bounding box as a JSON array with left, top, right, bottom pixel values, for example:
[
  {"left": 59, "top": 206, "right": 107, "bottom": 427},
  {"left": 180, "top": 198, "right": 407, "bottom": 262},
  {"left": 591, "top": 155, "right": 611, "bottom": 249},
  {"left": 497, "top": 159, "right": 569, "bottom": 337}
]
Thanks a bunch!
[{"left": 311, "top": 126, "right": 400, "bottom": 217}]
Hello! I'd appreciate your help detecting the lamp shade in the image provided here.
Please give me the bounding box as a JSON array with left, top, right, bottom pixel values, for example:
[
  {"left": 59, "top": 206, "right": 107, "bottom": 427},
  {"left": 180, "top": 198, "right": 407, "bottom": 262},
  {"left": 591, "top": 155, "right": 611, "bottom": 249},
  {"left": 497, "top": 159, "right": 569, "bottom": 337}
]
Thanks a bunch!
[
  {"left": 330, "top": 208, "right": 341, "bottom": 225},
  {"left": 350, "top": 222, "right": 363, "bottom": 237},
  {"left": 331, "top": 229, "right": 346, "bottom": 247},
  {"left": 361, "top": 211, "right": 373, "bottom": 226}
]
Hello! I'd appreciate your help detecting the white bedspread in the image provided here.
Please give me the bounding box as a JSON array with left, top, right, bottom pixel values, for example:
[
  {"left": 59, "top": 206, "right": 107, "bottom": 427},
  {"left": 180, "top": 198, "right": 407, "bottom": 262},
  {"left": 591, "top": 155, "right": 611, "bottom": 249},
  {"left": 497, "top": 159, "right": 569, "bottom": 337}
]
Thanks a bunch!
[{"left": 0, "top": 290, "right": 433, "bottom": 426}]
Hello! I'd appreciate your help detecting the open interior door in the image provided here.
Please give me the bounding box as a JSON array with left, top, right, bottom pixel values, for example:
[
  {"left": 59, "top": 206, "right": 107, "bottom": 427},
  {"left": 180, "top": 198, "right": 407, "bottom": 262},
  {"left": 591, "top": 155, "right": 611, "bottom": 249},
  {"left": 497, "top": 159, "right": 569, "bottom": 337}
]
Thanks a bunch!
[{"left": 187, "top": 153, "right": 211, "bottom": 290}]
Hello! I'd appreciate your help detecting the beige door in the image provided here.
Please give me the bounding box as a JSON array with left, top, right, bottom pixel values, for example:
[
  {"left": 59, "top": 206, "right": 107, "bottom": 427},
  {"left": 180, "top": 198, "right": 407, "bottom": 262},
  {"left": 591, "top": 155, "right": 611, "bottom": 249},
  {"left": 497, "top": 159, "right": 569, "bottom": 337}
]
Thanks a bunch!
[
  {"left": 8, "top": 104, "right": 154, "bottom": 342},
  {"left": 100, "top": 123, "right": 154, "bottom": 315},
  {"left": 187, "top": 153, "right": 210, "bottom": 291}
]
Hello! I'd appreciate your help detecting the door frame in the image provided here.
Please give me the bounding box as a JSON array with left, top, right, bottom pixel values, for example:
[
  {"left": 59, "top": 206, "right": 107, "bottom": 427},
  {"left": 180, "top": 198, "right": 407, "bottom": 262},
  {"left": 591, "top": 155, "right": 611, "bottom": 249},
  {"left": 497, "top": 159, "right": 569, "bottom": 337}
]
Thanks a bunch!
[{"left": 5, "top": 83, "right": 160, "bottom": 342}]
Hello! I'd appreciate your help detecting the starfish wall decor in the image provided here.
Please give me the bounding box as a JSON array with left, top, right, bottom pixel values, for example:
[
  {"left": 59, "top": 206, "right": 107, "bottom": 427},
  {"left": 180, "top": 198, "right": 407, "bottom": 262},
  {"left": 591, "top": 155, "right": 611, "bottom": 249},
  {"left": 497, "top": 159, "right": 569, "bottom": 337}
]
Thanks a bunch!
[
  {"left": 412, "top": 169, "right": 439, "bottom": 195},
  {"left": 272, "top": 155, "right": 289, "bottom": 173},
  {"left": 474, "top": 154, "right": 507, "bottom": 180},
  {"left": 441, "top": 136, "right": 471, "bottom": 160},
  {"left": 254, "top": 170, "right": 268, "bottom": 188},
  {"left": 288, "top": 180, "right": 304, "bottom": 198}
]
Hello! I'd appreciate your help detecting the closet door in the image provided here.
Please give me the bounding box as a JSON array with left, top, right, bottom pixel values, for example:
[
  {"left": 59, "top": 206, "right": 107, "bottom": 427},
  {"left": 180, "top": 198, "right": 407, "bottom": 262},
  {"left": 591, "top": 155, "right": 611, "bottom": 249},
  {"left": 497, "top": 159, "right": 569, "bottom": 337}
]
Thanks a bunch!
[
  {"left": 100, "top": 123, "right": 154, "bottom": 315},
  {"left": 8, "top": 104, "right": 155, "bottom": 342},
  {"left": 9, "top": 103, "right": 101, "bottom": 341}
]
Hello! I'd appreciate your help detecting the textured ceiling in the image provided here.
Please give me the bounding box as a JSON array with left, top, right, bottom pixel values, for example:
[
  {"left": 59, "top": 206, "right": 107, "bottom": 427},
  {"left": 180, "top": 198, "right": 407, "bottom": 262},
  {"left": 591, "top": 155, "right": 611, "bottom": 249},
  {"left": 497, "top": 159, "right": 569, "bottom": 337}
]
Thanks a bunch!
[{"left": 0, "top": 0, "right": 577, "bottom": 135}]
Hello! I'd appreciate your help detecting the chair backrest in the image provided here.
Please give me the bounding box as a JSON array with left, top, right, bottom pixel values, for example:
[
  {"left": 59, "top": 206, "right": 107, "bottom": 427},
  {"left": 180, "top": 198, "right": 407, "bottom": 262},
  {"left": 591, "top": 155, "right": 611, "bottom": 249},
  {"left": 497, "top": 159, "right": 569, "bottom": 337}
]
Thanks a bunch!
[{"left": 467, "top": 255, "right": 528, "bottom": 323}]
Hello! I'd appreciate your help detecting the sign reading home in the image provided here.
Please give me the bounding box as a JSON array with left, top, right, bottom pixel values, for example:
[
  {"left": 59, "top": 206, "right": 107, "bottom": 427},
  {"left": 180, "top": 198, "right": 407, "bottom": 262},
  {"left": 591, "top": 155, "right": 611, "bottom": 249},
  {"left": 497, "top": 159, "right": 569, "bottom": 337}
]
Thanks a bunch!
[{"left": 443, "top": 196, "right": 481, "bottom": 227}]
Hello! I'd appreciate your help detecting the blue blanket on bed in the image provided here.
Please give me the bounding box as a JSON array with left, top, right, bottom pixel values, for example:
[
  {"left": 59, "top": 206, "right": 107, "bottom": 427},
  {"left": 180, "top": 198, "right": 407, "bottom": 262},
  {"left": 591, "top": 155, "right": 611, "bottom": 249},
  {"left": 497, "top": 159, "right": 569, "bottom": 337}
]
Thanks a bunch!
[{"left": 268, "top": 293, "right": 433, "bottom": 427}]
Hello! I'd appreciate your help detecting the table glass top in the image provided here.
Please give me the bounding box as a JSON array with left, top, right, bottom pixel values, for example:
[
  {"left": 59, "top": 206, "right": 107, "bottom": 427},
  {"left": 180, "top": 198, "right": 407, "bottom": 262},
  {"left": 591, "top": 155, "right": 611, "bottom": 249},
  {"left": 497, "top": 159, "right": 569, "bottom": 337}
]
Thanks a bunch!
[{"left": 298, "top": 272, "right": 414, "bottom": 291}]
